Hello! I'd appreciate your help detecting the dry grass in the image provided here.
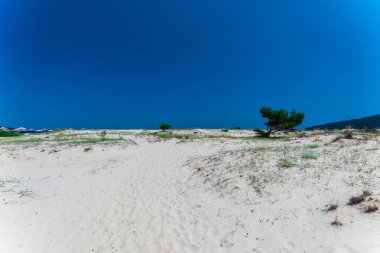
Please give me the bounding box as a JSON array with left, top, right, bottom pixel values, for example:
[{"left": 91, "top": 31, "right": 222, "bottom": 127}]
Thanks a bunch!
[
  {"left": 363, "top": 204, "right": 378, "bottom": 213},
  {"left": 343, "top": 127, "right": 354, "bottom": 139},
  {"left": 348, "top": 190, "right": 372, "bottom": 205},
  {"left": 278, "top": 158, "right": 297, "bottom": 168},
  {"left": 362, "top": 190, "right": 372, "bottom": 197},
  {"left": 331, "top": 216, "right": 343, "bottom": 226},
  {"left": 330, "top": 128, "right": 354, "bottom": 144},
  {"left": 348, "top": 195, "right": 366, "bottom": 205},
  {"left": 326, "top": 203, "right": 338, "bottom": 212},
  {"left": 84, "top": 147, "right": 92, "bottom": 152}
]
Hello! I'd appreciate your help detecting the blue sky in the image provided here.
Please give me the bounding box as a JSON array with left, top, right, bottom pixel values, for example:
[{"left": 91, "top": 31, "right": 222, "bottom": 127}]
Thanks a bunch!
[{"left": 1, "top": 0, "right": 380, "bottom": 129}]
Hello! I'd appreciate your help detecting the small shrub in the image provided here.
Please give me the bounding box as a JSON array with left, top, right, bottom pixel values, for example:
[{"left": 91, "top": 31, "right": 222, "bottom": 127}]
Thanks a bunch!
[
  {"left": 254, "top": 128, "right": 270, "bottom": 137},
  {"left": 343, "top": 127, "right": 353, "bottom": 139},
  {"left": 250, "top": 175, "right": 259, "bottom": 184},
  {"left": 221, "top": 129, "right": 229, "bottom": 132},
  {"left": 326, "top": 203, "right": 338, "bottom": 212},
  {"left": 348, "top": 195, "right": 366, "bottom": 205},
  {"left": 307, "top": 144, "right": 320, "bottom": 149},
  {"left": 0, "top": 131, "right": 20, "bottom": 137},
  {"left": 234, "top": 126, "right": 241, "bottom": 130},
  {"left": 302, "top": 152, "right": 319, "bottom": 159},
  {"left": 279, "top": 158, "right": 297, "bottom": 168},
  {"left": 348, "top": 191, "right": 371, "bottom": 205},
  {"left": 331, "top": 127, "right": 354, "bottom": 143},
  {"left": 364, "top": 204, "right": 378, "bottom": 213},
  {"left": 159, "top": 123, "right": 172, "bottom": 131}
]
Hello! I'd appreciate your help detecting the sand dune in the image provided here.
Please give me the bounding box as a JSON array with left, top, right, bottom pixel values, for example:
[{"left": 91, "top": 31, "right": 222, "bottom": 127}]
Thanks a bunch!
[{"left": 1, "top": 130, "right": 380, "bottom": 252}]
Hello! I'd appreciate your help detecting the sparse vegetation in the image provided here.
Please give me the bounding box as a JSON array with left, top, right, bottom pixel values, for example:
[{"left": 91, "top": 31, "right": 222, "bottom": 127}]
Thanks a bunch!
[
  {"left": 279, "top": 158, "right": 297, "bottom": 168},
  {"left": 331, "top": 217, "right": 343, "bottom": 226},
  {"left": 250, "top": 175, "right": 259, "bottom": 184},
  {"left": 306, "top": 144, "right": 320, "bottom": 149},
  {"left": 234, "top": 126, "right": 241, "bottom": 130},
  {"left": 100, "top": 130, "right": 107, "bottom": 139},
  {"left": 364, "top": 204, "right": 378, "bottom": 213},
  {"left": 302, "top": 152, "right": 319, "bottom": 159},
  {"left": 0, "top": 133, "right": 134, "bottom": 146},
  {"left": 0, "top": 130, "right": 20, "bottom": 137},
  {"left": 254, "top": 128, "right": 271, "bottom": 138},
  {"left": 221, "top": 129, "right": 229, "bottom": 132},
  {"left": 159, "top": 123, "right": 172, "bottom": 131},
  {"left": 343, "top": 127, "right": 353, "bottom": 139},
  {"left": 72, "top": 137, "right": 121, "bottom": 144},
  {"left": 362, "top": 190, "right": 372, "bottom": 197},
  {"left": 348, "top": 191, "right": 371, "bottom": 205},
  {"left": 1, "top": 138, "right": 48, "bottom": 144},
  {"left": 256, "top": 106, "right": 304, "bottom": 137},
  {"left": 331, "top": 127, "right": 354, "bottom": 143},
  {"left": 145, "top": 131, "right": 265, "bottom": 141},
  {"left": 326, "top": 203, "right": 338, "bottom": 212},
  {"left": 249, "top": 175, "right": 269, "bottom": 194}
]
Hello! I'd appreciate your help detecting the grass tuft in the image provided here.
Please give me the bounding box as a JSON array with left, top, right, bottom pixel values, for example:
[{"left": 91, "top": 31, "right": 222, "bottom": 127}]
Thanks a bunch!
[
  {"left": 302, "top": 152, "right": 319, "bottom": 159},
  {"left": 331, "top": 216, "right": 343, "bottom": 226},
  {"left": 348, "top": 191, "right": 371, "bottom": 205},
  {"left": 363, "top": 204, "right": 378, "bottom": 213},
  {"left": 306, "top": 144, "right": 320, "bottom": 149},
  {"left": 348, "top": 195, "right": 366, "bottom": 205},
  {"left": 326, "top": 203, "right": 338, "bottom": 212},
  {"left": 279, "top": 158, "right": 297, "bottom": 168},
  {"left": 343, "top": 127, "right": 354, "bottom": 139},
  {"left": 362, "top": 190, "right": 372, "bottom": 197}
]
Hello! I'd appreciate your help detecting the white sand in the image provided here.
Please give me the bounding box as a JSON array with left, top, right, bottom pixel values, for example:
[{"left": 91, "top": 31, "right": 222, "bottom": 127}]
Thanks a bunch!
[{"left": 1, "top": 130, "right": 380, "bottom": 252}]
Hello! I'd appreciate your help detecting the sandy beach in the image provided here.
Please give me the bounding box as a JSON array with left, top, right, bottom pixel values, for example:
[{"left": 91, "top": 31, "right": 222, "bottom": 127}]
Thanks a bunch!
[{"left": 1, "top": 129, "right": 380, "bottom": 253}]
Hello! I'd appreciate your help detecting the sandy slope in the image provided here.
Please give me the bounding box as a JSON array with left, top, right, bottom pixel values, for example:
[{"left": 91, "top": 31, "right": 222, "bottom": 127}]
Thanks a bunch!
[{"left": 0, "top": 130, "right": 380, "bottom": 253}]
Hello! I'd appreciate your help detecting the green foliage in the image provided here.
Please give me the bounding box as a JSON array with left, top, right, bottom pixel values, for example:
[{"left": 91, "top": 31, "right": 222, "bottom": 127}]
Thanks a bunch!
[
  {"left": 302, "top": 152, "right": 319, "bottom": 159},
  {"left": 234, "top": 126, "right": 241, "bottom": 130},
  {"left": 279, "top": 158, "right": 297, "bottom": 168},
  {"left": 258, "top": 106, "right": 304, "bottom": 137},
  {"left": 0, "top": 131, "right": 20, "bottom": 137},
  {"left": 260, "top": 106, "right": 304, "bottom": 131},
  {"left": 254, "top": 128, "right": 271, "bottom": 137},
  {"left": 250, "top": 175, "right": 259, "bottom": 184},
  {"left": 159, "top": 123, "right": 172, "bottom": 131},
  {"left": 306, "top": 144, "right": 320, "bottom": 149},
  {"left": 221, "top": 129, "right": 229, "bottom": 132}
]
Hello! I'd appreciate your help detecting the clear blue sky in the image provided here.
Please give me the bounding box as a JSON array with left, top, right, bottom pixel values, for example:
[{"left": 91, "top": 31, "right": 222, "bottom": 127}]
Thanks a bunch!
[{"left": 1, "top": 0, "right": 380, "bottom": 129}]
